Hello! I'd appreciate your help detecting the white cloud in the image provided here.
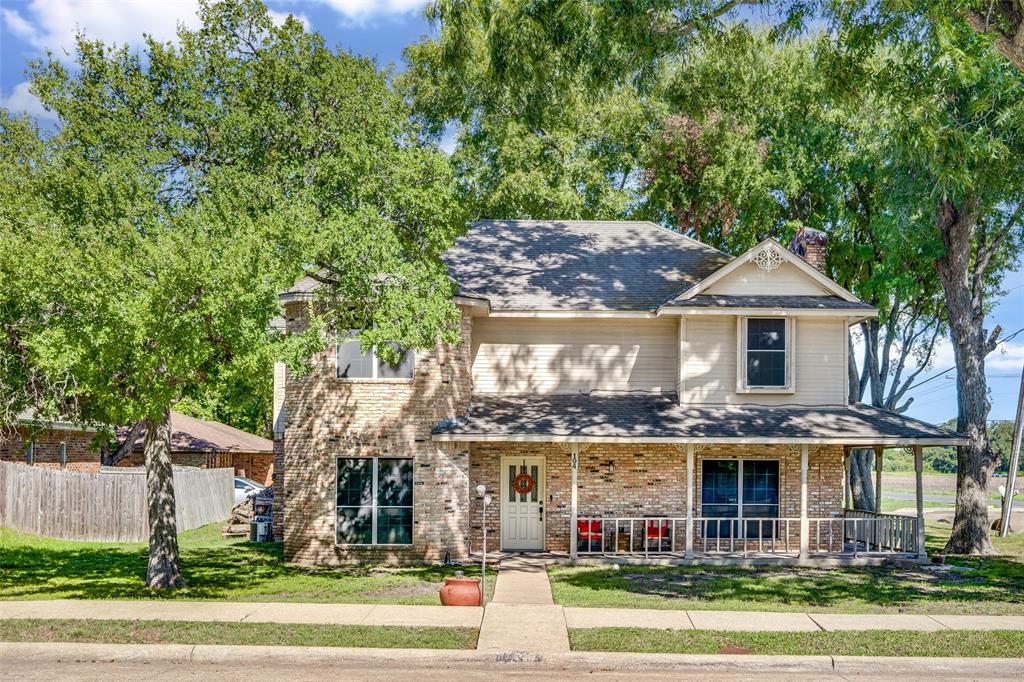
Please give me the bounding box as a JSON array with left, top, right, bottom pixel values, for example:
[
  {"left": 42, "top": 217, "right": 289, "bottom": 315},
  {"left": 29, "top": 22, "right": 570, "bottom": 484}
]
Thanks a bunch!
[
  {"left": 2, "top": 0, "right": 202, "bottom": 57},
  {"left": 1, "top": 81, "right": 56, "bottom": 120},
  {"left": 268, "top": 9, "right": 310, "bottom": 30},
  {"left": 989, "top": 340, "right": 1024, "bottom": 372},
  {"left": 310, "top": 0, "right": 426, "bottom": 22}
]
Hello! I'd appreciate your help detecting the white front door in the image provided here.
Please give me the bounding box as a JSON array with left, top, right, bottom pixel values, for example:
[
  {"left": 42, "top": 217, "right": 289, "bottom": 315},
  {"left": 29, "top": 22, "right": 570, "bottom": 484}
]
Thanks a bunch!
[{"left": 500, "top": 456, "right": 545, "bottom": 551}]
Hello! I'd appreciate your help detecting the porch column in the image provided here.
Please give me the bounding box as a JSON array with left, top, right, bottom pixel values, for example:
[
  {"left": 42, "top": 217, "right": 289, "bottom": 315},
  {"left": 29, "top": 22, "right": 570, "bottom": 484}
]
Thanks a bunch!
[
  {"left": 799, "top": 444, "right": 809, "bottom": 559},
  {"left": 844, "top": 450, "right": 852, "bottom": 510},
  {"left": 914, "top": 445, "right": 926, "bottom": 559},
  {"left": 874, "top": 446, "right": 884, "bottom": 513},
  {"left": 570, "top": 444, "right": 579, "bottom": 561},
  {"left": 685, "top": 443, "right": 694, "bottom": 558}
]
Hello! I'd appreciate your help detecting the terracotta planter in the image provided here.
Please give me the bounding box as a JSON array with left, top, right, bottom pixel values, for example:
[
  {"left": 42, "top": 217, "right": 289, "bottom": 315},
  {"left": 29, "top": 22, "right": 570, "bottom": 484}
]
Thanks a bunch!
[{"left": 439, "top": 577, "right": 482, "bottom": 606}]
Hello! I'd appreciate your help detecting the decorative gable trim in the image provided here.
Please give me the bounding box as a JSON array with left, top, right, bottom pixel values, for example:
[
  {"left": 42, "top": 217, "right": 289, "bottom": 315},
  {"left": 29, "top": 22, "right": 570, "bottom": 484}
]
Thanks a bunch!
[{"left": 667, "top": 239, "right": 862, "bottom": 304}]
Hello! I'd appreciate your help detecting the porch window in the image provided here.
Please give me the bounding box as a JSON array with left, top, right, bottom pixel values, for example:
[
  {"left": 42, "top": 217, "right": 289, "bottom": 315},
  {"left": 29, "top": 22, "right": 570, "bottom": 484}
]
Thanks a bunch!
[
  {"left": 336, "top": 457, "right": 413, "bottom": 545},
  {"left": 701, "top": 459, "right": 780, "bottom": 538},
  {"left": 739, "top": 317, "right": 790, "bottom": 390},
  {"left": 337, "top": 331, "right": 414, "bottom": 379}
]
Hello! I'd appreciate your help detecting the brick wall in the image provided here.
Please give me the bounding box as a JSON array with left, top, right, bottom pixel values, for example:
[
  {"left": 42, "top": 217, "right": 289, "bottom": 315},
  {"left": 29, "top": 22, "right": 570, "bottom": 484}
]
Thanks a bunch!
[
  {"left": 117, "top": 450, "right": 273, "bottom": 485},
  {"left": 0, "top": 427, "right": 99, "bottom": 472},
  {"left": 281, "top": 304, "right": 474, "bottom": 565},
  {"left": 467, "top": 442, "right": 844, "bottom": 555}
]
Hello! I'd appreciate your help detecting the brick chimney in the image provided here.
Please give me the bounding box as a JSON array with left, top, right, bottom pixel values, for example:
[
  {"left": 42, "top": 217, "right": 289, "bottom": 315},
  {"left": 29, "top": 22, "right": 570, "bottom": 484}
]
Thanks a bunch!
[{"left": 788, "top": 226, "right": 828, "bottom": 272}]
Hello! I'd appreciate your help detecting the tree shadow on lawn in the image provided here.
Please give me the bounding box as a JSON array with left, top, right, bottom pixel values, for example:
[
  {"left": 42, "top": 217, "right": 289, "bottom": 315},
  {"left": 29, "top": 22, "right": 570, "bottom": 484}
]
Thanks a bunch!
[
  {"left": 551, "top": 561, "right": 1024, "bottom": 611},
  {"left": 0, "top": 539, "right": 467, "bottom": 602}
]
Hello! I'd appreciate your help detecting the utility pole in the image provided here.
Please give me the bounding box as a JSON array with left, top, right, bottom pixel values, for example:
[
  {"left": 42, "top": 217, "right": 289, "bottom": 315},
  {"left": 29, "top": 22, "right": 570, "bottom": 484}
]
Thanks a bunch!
[{"left": 999, "top": 364, "right": 1024, "bottom": 538}]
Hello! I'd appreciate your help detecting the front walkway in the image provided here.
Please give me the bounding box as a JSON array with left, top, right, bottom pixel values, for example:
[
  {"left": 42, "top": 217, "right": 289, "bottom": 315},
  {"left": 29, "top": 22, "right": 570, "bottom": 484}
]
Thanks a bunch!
[{"left": 477, "top": 555, "right": 570, "bottom": 653}]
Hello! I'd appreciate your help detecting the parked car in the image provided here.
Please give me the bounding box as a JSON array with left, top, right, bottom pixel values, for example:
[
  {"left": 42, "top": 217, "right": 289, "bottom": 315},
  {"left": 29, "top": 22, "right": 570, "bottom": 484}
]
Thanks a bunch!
[{"left": 233, "top": 476, "right": 265, "bottom": 505}]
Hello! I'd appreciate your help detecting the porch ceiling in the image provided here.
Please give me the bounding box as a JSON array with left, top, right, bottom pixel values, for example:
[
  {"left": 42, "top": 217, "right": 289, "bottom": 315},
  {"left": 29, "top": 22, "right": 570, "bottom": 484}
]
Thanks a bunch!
[{"left": 431, "top": 394, "right": 967, "bottom": 446}]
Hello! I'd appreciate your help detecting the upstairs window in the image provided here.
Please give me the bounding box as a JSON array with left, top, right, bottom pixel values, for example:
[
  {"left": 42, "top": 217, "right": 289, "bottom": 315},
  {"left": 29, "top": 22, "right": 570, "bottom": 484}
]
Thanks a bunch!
[
  {"left": 337, "top": 331, "right": 414, "bottom": 379},
  {"left": 740, "top": 317, "right": 790, "bottom": 390}
]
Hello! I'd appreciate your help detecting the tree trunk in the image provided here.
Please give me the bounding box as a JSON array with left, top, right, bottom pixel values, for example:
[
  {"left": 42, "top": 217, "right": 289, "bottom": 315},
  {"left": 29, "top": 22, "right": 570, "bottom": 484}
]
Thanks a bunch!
[
  {"left": 144, "top": 407, "right": 185, "bottom": 587},
  {"left": 936, "top": 199, "right": 997, "bottom": 555},
  {"left": 848, "top": 448, "right": 876, "bottom": 511},
  {"left": 101, "top": 420, "right": 144, "bottom": 467}
]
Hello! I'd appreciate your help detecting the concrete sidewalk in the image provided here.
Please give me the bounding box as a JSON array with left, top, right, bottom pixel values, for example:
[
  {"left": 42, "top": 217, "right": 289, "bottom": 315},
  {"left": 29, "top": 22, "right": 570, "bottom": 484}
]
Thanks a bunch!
[
  {"left": 3, "top": 598, "right": 1024, "bottom": 633},
  {"left": 0, "top": 600, "right": 482, "bottom": 628},
  {"left": 564, "top": 607, "right": 1024, "bottom": 632}
]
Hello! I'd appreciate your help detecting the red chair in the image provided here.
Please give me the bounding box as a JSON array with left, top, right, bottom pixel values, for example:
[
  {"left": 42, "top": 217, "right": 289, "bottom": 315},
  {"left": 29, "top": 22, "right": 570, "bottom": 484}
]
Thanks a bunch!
[
  {"left": 578, "top": 519, "right": 604, "bottom": 552},
  {"left": 644, "top": 519, "right": 671, "bottom": 552}
]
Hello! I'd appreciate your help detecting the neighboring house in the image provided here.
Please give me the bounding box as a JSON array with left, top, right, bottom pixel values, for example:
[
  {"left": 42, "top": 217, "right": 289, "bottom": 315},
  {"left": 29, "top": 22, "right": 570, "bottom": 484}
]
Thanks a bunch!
[
  {"left": 274, "top": 220, "right": 964, "bottom": 566},
  {"left": 118, "top": 411, "right": 275, "bottom": 485},
  {"left": 0, "top": 410, "right": 99, "bottom": 472}
]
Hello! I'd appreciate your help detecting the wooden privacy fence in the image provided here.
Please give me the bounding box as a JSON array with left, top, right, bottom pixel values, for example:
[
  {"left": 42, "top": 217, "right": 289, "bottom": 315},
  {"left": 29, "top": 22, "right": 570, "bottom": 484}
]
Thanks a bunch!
[{"left": 0, "top": 461, "right": 233, "bottom": 543}]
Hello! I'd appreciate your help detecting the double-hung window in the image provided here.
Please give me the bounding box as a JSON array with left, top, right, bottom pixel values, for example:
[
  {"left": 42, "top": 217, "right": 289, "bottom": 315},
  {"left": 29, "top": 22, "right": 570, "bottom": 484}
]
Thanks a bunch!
[
  {"left": 701, "top": 459, "right": 780, "bottom": 539},
  {"left": 740, "top": 317, "right": 791, "bottom": 390},
  {"left": 336, "top": 457, "right": 414, "bottom": 545},
  {"left": 337, "top": 331, "right": 415, "bottom": 379}
]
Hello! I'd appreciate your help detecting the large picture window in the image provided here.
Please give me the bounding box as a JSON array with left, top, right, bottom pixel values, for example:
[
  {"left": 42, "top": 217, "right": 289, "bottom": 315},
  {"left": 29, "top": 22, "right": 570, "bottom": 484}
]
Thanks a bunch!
[
  {"left": 701, "top": 459, "right": 780, "bottom": 539},
  {"left": 337, "top": 331, "right": 414, "bottom": 379},
  {"left": 336, "top": 457, "right": 413, "bottom": 545},
  {"left": 743, "top": 318, "right": 788, "bottom": 389}
]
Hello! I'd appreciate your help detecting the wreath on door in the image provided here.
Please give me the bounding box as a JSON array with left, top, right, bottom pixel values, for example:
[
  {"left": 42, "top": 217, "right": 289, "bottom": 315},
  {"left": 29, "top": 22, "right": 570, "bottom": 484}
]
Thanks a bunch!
[{"left": 512, "top": 472, "right": 536, "bottom": 496}]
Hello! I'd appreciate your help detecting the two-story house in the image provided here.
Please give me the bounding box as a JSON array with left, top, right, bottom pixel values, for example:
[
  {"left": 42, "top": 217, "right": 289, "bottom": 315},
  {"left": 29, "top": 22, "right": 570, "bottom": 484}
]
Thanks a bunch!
[{"left": 274, "top": 220, "right": 964, "bottom": 566}]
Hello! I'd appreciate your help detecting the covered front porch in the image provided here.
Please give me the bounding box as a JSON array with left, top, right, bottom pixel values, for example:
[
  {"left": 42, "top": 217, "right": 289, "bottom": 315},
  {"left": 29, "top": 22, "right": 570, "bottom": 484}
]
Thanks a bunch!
[{"left": 433, "top": 394, "right": 967, "bottom": 565}]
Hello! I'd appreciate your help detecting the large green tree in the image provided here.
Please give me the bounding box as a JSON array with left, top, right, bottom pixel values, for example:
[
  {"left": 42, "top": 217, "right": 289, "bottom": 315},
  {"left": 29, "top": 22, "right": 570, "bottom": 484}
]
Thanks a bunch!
[
  {"left": 0, "top": 0, "right": 464, "bottom": 586},
  {"left": 645, "top": 28, "right": 951, "bottom": 510}
]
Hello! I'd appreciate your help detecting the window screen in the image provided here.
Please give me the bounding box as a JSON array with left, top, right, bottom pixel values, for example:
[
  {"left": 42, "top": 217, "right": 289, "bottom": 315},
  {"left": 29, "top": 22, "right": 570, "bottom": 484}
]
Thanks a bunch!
[
  {"left": 746, "top": 318, "right": 786, "bottom": 387},
  {"left": 336, "top": 457, "right": 413, "bottom": 545},
  {"left": 337, "top": 331, "right": 373, "bottom": 378},
  {"left": 701, "top": 459, "right": 780, "bottom": 539},
  {"left": 376, "top": 343, "right": 415, "bottom": 379}
]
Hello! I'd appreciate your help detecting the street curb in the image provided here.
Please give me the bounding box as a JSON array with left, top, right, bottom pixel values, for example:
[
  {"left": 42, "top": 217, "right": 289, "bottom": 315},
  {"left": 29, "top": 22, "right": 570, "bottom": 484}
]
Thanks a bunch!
[{"left": 3, "top": 642, "right": 1024, "bottom": 675}]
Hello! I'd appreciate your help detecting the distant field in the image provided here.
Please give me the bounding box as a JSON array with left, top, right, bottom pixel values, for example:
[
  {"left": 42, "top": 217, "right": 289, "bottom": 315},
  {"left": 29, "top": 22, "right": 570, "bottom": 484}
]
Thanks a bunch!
[{"left": 881, "top": 472, "right": 1006, "bottom": 496}]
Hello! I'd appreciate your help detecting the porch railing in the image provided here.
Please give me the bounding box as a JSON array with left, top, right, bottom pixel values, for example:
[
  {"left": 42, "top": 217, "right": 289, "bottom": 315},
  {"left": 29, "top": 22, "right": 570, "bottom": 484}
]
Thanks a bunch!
[
  {"left": 576, "top": 513, "right": 918, "bottom": 557},
  {"left": 843, "top": 509, "right": 918, "bottom": 554}
]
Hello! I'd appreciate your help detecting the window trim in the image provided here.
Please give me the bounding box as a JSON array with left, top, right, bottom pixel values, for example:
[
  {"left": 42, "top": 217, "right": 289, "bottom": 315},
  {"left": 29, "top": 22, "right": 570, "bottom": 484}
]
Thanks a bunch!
[
  {"left": 335, "top": 331, "right": 415, "bottom": 382},
  {"left": 700, "top": 458, "right": 782, "bottom": 539},
  {"left": 335, "top": 456, "right": 414, "bottom": 548},
  {"left": 736, "top": 316, "right": 795, "bottom": 393}
]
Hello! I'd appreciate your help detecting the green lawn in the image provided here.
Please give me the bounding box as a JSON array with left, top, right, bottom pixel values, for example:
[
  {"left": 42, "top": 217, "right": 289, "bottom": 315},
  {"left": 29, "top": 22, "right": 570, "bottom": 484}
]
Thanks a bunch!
[
  {"left": 0, "top": 523, "right": 491, "bottom": 603},
  {"left": 0, "top": 618, "right": 476, "bottom": 649},
  {"left": 570, "top": 628, "right": 1024, "bottom": 657},
  {"left": 549, "top": 524, "right": 1024, "bottom": 615}
]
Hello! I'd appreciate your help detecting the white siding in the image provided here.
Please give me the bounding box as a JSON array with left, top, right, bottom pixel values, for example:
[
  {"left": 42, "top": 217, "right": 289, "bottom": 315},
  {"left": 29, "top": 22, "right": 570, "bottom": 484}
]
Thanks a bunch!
[
  {"left": 472, "top": 318, "right": 677, "bottom": 394},
  {"left": 679, "top": 316, "right": 847, "bottom": 406},
  {"left": 705, "top": 260, "right": 829, "bottom": 296},
  {"left": 272, "top": 362, "right": 286, "bottom": 435}
]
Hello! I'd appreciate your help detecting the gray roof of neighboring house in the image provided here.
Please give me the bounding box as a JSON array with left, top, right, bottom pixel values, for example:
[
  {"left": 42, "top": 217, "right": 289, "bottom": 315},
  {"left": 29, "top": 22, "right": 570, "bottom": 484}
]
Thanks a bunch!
[
  {"left": 679, "top": 295, "right": 876, "bottom": 310},
  {"left": 442, "top": 220, "right": 732, "bottom": 311},
  {"left": 431, "top": 394, "right": 965, "bottom": 445},
  {"left": 119, "top": 411, "right": 273, "bottom": 454}
]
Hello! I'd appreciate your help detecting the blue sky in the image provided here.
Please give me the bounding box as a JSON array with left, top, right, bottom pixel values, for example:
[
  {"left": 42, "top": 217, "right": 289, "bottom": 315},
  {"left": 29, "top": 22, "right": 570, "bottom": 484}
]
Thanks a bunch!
[{"left": 3, "top": 0, "right": 1022, "bottom": 426}]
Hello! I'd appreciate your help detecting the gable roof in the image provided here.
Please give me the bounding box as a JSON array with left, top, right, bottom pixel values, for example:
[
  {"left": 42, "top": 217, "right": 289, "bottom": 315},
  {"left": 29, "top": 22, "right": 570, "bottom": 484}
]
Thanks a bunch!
[
  {"left": 119, "top": 411, "right": 273, "bottom": 454},
  {"left": 280, "top": 223, "right": 873, "bottom": 314},
  {"left": 668, "top": 238, "right": 860, "bottom": 304},
  {"left": 441, "top": 220, "right": 731, "bottom": 311}
]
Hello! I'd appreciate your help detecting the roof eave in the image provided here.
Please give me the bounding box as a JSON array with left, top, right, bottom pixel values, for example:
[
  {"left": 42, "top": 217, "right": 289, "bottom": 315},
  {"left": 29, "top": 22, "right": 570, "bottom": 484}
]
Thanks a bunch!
[{"left": 431, "top": 433, "right": 967, "bottom": 446}]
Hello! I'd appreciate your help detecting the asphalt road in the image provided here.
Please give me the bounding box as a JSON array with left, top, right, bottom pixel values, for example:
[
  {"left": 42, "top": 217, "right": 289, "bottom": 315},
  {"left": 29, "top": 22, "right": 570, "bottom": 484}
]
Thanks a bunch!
[{"left": 2, "top": 660, "right": 1015, "bottom": 682}]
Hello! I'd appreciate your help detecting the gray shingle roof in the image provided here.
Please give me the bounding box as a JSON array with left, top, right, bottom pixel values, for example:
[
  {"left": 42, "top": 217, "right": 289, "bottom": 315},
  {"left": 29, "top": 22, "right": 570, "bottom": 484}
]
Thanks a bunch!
[
  {"left": 441, "top": 220, "right": 731, "bottom": 311},
  {"left": 432, "top": 394, "right": 965, "bottom": 445},
  {"left": 680, "top": 295, "right": 875, "bottom": 310}
]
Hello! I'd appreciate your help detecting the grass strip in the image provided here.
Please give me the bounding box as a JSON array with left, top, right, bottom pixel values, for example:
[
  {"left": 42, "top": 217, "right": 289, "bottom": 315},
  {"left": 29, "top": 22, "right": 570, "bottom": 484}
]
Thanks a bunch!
[
  {"left": 0, "top": 618, "right": 478, "bottom": 650},
  {"left": 0, "top": 524, "right": 492, "bottom": 604},
  {"left": 570, "top": 628, "right": 1024, "bottom": 657}
]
